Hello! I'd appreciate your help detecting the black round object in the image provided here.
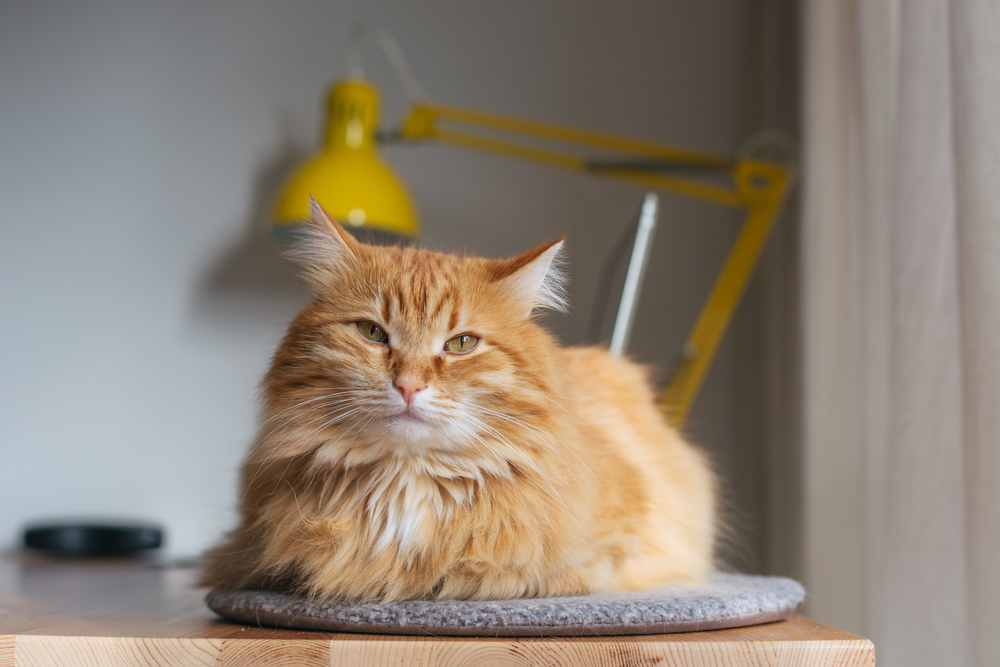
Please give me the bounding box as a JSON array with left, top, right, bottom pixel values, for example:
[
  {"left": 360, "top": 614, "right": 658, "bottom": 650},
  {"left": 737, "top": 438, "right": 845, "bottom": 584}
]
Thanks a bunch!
[{"left": 23, "top": 522, "right": 162, "bottom": 556}]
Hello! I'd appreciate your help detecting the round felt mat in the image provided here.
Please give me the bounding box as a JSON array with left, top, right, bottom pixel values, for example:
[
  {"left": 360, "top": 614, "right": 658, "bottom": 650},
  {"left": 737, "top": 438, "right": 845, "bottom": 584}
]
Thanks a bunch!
[{"left": 206, "top": 573, "right": 804, "bottom": 637}]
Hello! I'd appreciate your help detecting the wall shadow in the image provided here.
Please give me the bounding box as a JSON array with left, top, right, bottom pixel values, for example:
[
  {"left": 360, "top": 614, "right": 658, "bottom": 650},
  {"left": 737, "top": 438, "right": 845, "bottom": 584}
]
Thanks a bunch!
[{"left": 189, "top": 128, "right": 312, "bottom": 334}]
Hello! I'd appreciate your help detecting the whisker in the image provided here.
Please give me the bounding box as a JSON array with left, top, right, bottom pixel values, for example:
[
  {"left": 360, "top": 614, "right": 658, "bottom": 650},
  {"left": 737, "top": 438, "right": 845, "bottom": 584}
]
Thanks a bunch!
[
  {"left": 207, "top": 391, "right": 362, "bottom": 485},
  {"left": 256, "top": 398, "right": 361, "bottom": 447},
  {"left": 451, "top": 417, "right": 581, "bottom": 531},
  {"left": 464, "top": 402, "right": 601, "bottom": 488},
  {"left": 242, "top": 404, "right": 369, "bottom": 503},
  {"left": 255, "top": 405, "right": 371, "bottom": 506}
]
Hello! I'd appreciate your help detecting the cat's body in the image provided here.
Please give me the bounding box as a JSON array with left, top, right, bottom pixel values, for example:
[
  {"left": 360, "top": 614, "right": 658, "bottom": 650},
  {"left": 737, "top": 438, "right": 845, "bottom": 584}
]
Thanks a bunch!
[{"left": 202, "top": 202, "right": 716, "bottom": 601}]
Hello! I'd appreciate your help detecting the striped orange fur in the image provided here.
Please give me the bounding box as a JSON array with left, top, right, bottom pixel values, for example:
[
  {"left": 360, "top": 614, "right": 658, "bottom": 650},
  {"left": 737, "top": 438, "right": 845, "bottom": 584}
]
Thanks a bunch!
[{"left": 202, "top": 201, "right": 717, "bottom": 601}]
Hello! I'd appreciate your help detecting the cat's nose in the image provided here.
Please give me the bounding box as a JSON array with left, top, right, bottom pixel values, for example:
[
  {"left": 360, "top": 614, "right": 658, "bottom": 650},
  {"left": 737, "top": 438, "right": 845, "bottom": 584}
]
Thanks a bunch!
[{"left": 394, "top": 375, "right": 426, "bottom": 405}]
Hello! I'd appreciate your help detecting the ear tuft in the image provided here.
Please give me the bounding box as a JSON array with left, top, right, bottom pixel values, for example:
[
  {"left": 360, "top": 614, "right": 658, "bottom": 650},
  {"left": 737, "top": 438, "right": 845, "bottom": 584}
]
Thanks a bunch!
[
  {"left": 496, "top": 238, "right": 569, "bottom": 316},
  {"left": 284, "top": 197, "right": 360, "bottom": 278}
]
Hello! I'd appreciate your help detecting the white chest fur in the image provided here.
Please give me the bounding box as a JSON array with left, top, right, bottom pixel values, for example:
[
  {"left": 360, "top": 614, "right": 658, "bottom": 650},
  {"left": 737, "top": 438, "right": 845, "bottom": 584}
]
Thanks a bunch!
[{"left": 363, "top": 465, "right": 477, "bottom": 554}]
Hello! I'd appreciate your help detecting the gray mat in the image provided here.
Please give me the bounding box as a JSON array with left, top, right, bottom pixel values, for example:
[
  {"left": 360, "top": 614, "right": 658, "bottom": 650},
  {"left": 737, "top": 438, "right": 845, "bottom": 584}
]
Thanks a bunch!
[{"left": 206, "top": 573, "right": 804, "bottom": 637}]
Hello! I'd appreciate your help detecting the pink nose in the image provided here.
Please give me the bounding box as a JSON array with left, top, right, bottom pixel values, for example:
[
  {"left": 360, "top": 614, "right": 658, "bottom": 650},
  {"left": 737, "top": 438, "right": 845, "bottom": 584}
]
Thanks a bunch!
[{"left": 394, "top": 376, "right": 426, "bottom": 405}]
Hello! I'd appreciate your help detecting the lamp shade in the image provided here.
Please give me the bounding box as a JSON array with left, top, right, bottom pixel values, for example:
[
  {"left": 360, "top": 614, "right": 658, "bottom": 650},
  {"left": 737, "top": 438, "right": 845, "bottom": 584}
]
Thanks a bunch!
[{"left": 274, "top": 79, "right": 419, "bottom": 238}]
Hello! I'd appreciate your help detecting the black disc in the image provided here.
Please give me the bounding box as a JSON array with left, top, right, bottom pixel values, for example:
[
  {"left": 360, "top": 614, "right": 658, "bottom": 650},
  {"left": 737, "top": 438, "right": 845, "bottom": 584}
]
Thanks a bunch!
[{"left": 23, "top": 522, "right": 162, "bottom": 556}]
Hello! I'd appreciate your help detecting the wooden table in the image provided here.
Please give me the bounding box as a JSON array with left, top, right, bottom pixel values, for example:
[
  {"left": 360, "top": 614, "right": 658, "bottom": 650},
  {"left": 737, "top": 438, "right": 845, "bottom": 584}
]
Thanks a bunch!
[{"left": 0, "top": 553, "right": 874, "bottom": 666}]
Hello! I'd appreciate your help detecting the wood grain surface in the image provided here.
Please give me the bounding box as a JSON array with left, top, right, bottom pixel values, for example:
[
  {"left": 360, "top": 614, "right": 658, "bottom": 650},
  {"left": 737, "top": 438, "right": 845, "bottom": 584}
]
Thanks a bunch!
[{"left": 0, "top": 554, "right": 875, "bottom": 666}]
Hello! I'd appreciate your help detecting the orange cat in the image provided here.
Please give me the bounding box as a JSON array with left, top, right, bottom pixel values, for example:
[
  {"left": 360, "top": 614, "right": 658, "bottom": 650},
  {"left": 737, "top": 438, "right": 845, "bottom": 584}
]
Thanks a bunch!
[{"left": 202, "top": 201, "right": 716, "bottom": 601}]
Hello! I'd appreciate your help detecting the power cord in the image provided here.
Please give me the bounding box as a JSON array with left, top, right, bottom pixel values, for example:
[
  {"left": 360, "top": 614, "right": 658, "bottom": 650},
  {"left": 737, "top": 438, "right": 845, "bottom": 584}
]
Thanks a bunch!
[{"left": 345, "top": 24, "right": 428, "bottom": 102}]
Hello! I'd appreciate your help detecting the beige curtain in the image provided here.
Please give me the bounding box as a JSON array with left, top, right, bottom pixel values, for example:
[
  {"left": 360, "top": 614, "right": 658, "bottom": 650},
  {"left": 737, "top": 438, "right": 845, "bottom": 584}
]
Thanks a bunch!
[{"left": 802, "top": 1, "right": 1000, "bottom": 665}]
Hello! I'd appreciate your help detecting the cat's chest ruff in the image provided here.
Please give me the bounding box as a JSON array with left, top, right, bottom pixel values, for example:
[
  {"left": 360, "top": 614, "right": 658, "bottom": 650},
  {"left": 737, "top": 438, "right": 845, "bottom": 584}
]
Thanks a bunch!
[{"left": 364, "top": 469, "right": 476, "bottom": 554}]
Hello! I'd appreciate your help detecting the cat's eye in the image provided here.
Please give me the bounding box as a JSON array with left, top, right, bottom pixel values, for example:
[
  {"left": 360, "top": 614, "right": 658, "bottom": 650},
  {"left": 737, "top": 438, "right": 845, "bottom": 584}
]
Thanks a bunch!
[
  {"left": 356, "top": 321, "right": 388, "bottom": 344},
  {"left": 444, "top": 334, "right": 479, "bottom": 354}
]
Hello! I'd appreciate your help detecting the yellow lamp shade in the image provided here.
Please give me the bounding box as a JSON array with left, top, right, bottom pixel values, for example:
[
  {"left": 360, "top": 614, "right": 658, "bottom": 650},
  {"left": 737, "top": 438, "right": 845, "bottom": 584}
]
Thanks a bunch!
[{"left": 274, "top": 79, "right": 420, "bottom": 238}]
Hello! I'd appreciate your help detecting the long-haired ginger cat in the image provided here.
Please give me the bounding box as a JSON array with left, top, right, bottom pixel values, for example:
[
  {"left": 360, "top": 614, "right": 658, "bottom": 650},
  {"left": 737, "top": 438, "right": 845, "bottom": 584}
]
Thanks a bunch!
[{"left": 203, "top": 201, "right": 716, "bottom": 601}]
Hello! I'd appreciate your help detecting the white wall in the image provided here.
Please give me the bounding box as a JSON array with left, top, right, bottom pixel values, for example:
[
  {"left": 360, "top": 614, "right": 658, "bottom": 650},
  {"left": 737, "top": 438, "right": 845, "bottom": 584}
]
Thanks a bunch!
[{"left": 0, "top": 0, "right": 795, "bottom": 561}]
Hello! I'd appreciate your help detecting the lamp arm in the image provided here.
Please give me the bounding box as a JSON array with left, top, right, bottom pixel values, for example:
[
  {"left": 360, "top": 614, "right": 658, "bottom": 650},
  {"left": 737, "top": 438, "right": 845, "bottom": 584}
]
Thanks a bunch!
[
  {"left": 401, "top": 103, "right": 732, "bottom": 166},
  {"left": 661, "top": 162, "right": 790, "bottom": 425},
  {"left": 394, "top": 101, "right": 792, "bottom": 426},
  {"left": 397, "top": 103, "right": 745, "bottom": 208}
]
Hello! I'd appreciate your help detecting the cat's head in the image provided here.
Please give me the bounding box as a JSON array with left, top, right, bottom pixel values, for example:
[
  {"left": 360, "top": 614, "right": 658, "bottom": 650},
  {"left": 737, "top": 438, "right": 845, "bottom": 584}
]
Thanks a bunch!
[{"left": 260, "top": 200, "right": 568, "bottom": 464}]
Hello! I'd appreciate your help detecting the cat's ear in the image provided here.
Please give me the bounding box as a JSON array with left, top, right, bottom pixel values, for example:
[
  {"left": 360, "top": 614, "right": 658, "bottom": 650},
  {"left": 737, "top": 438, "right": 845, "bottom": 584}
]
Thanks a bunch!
[
  {"left": 494, "top": 237, "right": 569, "bottom": 317},
  {"left": 286, "top": 197, "right": 361, "bottom": 277}
]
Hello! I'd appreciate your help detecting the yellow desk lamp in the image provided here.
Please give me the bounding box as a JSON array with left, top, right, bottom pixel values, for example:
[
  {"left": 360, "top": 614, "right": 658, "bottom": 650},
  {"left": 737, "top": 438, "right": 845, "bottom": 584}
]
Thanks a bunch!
[
  {"left": 273, "top": 79, "right": 419, "bottom": 238},
  {"left": 273, "top": 29, "right": 793, "bottom": 426}
]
